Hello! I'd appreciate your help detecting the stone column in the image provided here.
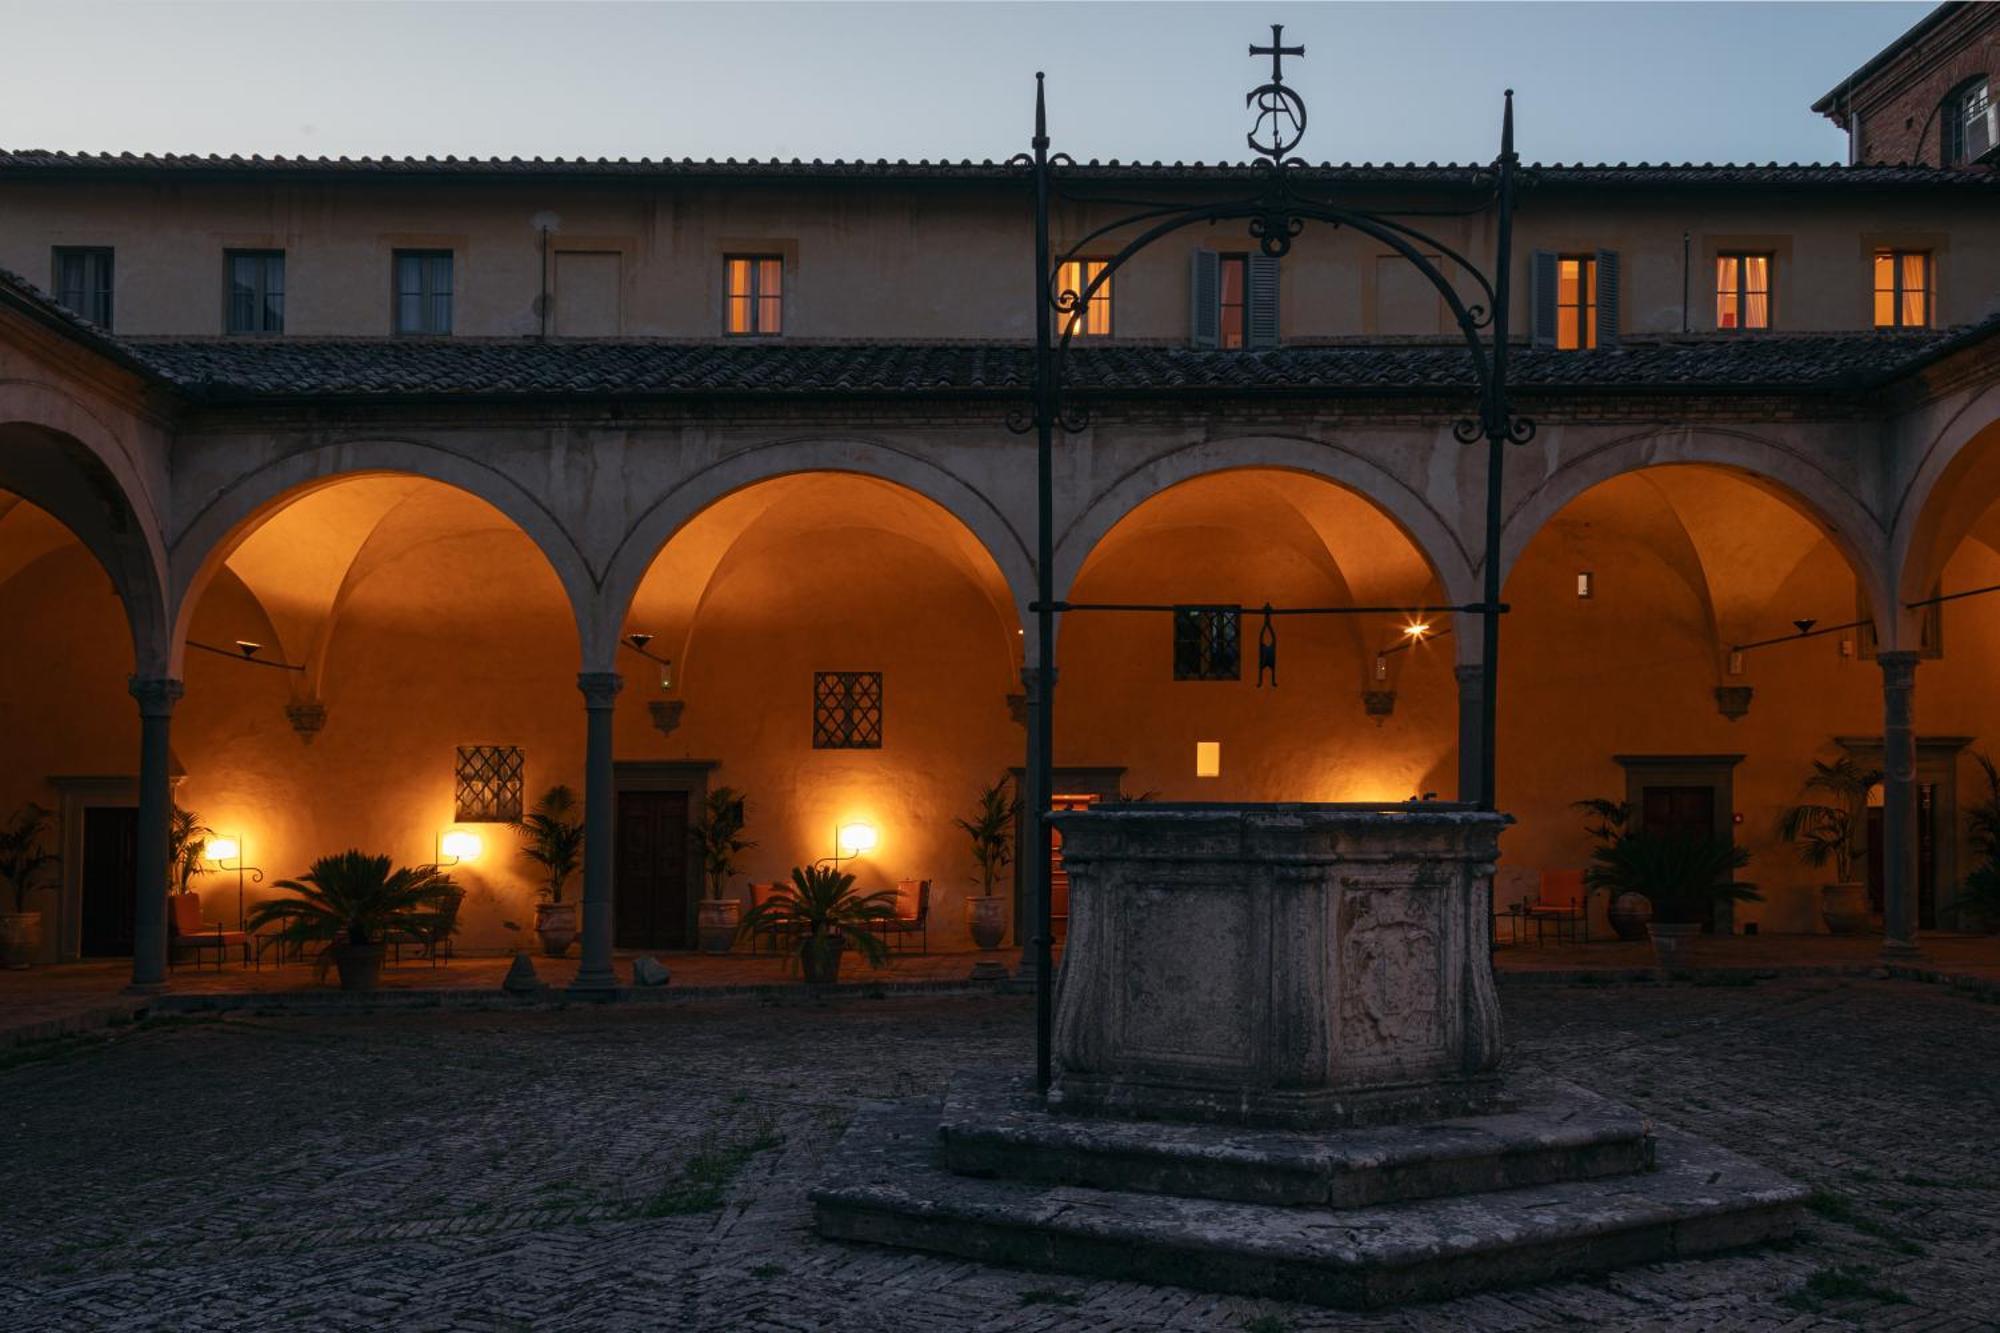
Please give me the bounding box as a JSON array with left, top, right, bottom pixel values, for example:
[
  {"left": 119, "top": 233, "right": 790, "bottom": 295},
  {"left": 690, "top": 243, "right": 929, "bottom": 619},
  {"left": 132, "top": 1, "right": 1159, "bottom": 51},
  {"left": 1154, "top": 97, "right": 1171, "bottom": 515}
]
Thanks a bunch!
[
  {"left": 570, "top": 671, "right": 623, "bottom": 994},
  {"left": 1879, "top": 651, "right": 1921, "bottom": 957},
  {"left": 127, "top": 677, "right": 183, "bottom": 993},
  {"left": 1454, "top": 664, "right": 1484, "bottom": 804}
]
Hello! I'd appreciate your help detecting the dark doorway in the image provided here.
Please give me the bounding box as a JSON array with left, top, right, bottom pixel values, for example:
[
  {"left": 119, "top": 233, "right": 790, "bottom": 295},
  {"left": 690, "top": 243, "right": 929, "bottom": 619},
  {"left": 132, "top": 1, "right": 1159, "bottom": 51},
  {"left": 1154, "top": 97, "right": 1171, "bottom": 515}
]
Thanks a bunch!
[
  {"left": 1866, "top": 784, "right": 1937, "bottom": 929},
  {"left": 615, "top": 789, "right": 691, "bottom": 949},
  {"left": 1640, "top": 785, "right": 1716, "bottom": 842},
  {"left": 80, "top": 805, "right": 139, "bottom": 956},
  {"left": 1010, "top": 766, "right": 1125, "bottom": 946}
]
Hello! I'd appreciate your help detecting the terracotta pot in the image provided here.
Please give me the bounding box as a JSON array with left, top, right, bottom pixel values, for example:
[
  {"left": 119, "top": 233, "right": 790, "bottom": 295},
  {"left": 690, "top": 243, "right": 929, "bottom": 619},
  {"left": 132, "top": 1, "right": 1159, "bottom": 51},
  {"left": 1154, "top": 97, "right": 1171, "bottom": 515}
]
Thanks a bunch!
[
  {"left": 965, "top": 894, "right": 1007, "bottom": 951},
  {"left": 1608, "top": 892, "right": 1653, "bottom": 941},
  {"left": 800, "top": 934, "right": 845, "bottom": 985},
  {"left": 1820, "top": 882, "right": 1871, "bottom": 935},
  {"left": 330, "top": 942, "right": 384, "bottom": 991},
  {"left": 534, "top": 901, "right": 578, "bottom": 958},
  {"left": 0, "top": 911, "right": 42, "bottom": 970},
  {"left": 698, "top": 898, "right": 741, "bottom": 955},
  {"left": 1647, "top": 921, "right": 1702, "bottom": 972}
]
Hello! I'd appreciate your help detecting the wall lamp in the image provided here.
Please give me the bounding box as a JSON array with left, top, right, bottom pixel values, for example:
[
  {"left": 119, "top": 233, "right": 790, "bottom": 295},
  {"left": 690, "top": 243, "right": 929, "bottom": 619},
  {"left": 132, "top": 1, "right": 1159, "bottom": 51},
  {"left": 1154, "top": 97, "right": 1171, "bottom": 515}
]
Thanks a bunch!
[
  {"left": 436, "top": 829, "right": 483, "bottom": 867},
  {"left": 205, "top": 835, "right": 265, "bottom": 931},
  {"left": 621, "top": 632, "right": 675, "bottom": 689},
  {"left": 817, "top": 822, "right": 879, "bottom": 870},
  {"left": 187, "top": 639, "right": 306, "bottom": 672}
]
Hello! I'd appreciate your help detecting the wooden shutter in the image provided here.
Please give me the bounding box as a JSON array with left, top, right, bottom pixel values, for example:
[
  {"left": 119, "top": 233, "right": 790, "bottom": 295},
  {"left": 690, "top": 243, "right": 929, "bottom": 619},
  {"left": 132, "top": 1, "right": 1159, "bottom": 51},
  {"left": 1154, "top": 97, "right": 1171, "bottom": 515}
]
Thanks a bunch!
[
  {"left": 1189, "top": 250, "right": 1220, "bottom": 348},
  {"left": 1247, "top": 255, "right": 1281, "bottom": 349},
  {"left": 1594, "top": 250, "right": 1620, "bottom": 349},
  {"left": 1530, "top": 250, "right": 1558, "bottom": 349}
]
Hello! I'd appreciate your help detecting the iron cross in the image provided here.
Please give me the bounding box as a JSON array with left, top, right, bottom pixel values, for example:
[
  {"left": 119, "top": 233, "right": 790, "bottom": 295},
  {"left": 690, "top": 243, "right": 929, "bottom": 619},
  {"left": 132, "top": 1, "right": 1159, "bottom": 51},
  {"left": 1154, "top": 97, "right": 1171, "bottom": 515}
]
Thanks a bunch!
[{"left": 1250, "top": 24, "right": 1304, "bottom": 84}]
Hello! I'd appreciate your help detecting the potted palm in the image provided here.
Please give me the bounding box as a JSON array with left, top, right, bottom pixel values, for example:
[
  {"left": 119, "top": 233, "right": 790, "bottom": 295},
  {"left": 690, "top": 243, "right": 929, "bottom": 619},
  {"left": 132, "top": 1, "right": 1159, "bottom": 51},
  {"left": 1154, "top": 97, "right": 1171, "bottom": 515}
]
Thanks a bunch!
[
  {"left": 693, "top": 787, "right": 755, "bottom": 954},
  {"left": 167, "top": 804, "right": 215, "bottom": 909},
  {"left": 736, "top": 864, "right": 896, "bottom": 984},
  {"left": 0, "top": 803, "right": 60, "bottom": 969},
  {"left": 246, "top": 850, "right": 460, "bottom": 991},
  {"left": 1780, "top": 756, "right": 1881, "bottom": 935},
  {"left": 1586, "top": 829, "right": 1756, "bottom": 971},
  {"left": 1950, "top": 753, "right": 2000, "bottom": 933},
  {"left": 955, "top": 777, "right": 1019, "bottom": 951},
  {"left": 511, "top": 784, "right": 583, "bottom": 956},
  {"left": 1574, "top": 797, "right": 1648, "bottom": 939}
]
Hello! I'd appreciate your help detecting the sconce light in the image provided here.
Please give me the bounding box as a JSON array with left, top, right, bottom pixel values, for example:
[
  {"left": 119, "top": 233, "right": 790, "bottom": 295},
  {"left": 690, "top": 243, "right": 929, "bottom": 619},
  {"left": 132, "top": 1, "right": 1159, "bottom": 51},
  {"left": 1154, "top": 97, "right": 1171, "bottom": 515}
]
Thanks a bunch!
[
  {"left": 1576, "top": 571, "right": 1594, "bottom": 599},
  {"left": 1195, "top": 741, "right": 1222, "bottom": 778},
  {"left": 622, "top": 632, "right": 675, "bottom": 690},
  {"left": 205, "top": 835, "right": 265, "bottom": 931},
  {"left": 1793, "top": 618, "right": 1817, "bottom": 636},
  {"left": 1373, "top": 652, "right": 1389, "bottom": 682},
  {"left": 437, "top": 829, "right": 483, "bottom": 866},
  {"left": 234, "top": 640, "right": 263, "bottom": 659},
  {"left": 837, "top": 822, "right": 878, "bottom": 857},
  {"left": 1402, "top": 621, "right": 1432, "bottom": 642},
  {"left": 1726, "top": 650, "right": 1745, "bottom": 677}
]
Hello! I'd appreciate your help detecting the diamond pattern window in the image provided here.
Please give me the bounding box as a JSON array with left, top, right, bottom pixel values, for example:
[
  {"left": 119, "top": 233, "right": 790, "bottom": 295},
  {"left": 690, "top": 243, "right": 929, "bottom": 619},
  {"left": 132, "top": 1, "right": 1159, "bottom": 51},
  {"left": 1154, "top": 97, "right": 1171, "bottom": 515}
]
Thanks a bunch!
[
  {"left": 813, "top": 672, "right": 883, "bottom": 749},
  {"left": 1173, "top": 606, "right": 1241, "bottom": 681},
  {"left": 454, "top": 745, "right": 525, "bottom": 822}
]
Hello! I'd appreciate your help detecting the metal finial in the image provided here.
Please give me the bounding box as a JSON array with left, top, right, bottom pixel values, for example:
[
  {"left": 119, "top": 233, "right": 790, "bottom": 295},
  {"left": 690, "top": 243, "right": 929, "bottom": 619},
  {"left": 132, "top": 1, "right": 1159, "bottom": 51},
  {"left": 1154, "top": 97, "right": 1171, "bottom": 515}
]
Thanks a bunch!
[
  {"left": 1501, "top": 89, "right": 1516, "bottom": 160},
  {"left": 1034, "top": 72, "right": 1048, "bottom": 146},
  {"left": 1246, "top": 26, "right": 1307, "bottom": 163}
]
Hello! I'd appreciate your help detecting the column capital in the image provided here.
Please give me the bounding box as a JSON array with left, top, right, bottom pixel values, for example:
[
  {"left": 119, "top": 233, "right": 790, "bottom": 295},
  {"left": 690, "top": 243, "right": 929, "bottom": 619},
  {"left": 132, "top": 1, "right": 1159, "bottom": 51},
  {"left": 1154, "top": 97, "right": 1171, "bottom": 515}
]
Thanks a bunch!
[
  {"left": 128, "top": 676, "right": 185, "bottom": 717},
  {"left": 577, "top": 671, "right": 624, "bottom": 709},
  {"left": 1019, "top": 666, "right": 1058, "bottom": 698},
  {"left": 1877, "top": 649, "right": 1921, "bottom": 685}
]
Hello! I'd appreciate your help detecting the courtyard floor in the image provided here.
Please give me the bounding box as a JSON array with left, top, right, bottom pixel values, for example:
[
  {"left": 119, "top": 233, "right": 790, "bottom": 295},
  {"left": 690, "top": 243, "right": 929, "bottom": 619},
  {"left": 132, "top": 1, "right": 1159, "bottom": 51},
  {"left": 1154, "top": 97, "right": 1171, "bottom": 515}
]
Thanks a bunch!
[{"left": 2, "top": 978, "right": 1998, "bottom": 1331}]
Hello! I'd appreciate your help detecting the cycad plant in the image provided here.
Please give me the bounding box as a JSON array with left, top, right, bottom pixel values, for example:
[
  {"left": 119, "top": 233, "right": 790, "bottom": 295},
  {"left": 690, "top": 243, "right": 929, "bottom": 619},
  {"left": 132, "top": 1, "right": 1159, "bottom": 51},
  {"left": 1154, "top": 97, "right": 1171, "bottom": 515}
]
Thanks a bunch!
[
  {"left": 1573, "top": 797, "right": 1632, "bottom": 852},
  {"left": 1779, "top": 756, "right": 1881, "bottom": 883},
  {"left": 955, "top": 777, "right": 1020, "bottom": 898},
  {"left": 0, "top": 804, "right": 60, "bottom": 913},
  {"left": 693, "top": 786, "right": 756, "bottom": 902},
  {"left": 168, "top": 805, "right": 215, "bottom": 897},
  {"left": 246, "top": 850, "right": 460, "bottom": 951},
  {"left": 1955, "top": 752, "right": 2000, "bottom": 932},
  {"left": 736, "top": 864, "right": 897, "bottom": 983},
  {"left": 511, "top": 784, "right": 584, "bottom": 903},
  {"left": 1585, "top": 830, "right": 1757, "bottom": 926}
]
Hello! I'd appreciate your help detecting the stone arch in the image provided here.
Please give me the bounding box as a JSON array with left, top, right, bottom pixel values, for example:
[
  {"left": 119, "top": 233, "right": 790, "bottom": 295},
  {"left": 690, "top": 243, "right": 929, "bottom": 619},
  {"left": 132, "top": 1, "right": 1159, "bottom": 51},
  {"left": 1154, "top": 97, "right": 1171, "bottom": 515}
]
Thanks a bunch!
[
  {"left": 1889, "top": 384, "right": 2000, "bottom": 636},
  {"left": 167, "top": 438, "right": 599, "bottom": 675},
  {"left": 0, "top": 414, "right": 169, "bottom": 675},
  {"left": 1498, "top": 426, "right": 1892, "bottom": 640},
  {"left": 599, "top": 437, "right": 1034, "bottom": 671},
  {"left": 1056, "top": 435, "right": 1479, "bottom": 612}
]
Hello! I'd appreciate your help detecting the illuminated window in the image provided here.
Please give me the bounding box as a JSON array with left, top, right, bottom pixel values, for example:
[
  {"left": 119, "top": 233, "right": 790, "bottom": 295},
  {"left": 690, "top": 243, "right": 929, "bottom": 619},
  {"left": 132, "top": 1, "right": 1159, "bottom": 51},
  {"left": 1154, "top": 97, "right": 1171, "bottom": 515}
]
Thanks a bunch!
[
  {"left": 52, "top": 247, "right": 113, "bottom": 328},
  {"left": 394, "top": 250, "right": 453, "bottom": 335},
  {"left": 225, "top": 250, "right": 285, "bottom": 335},
  {"left": 1195, "top": 741, "right": 1222, "bottom": 778},
  {"left": 1555, "top": 255, "right": 1597, "bottom": 350},
  {"left": 1218, "top": 254, "right": 1248, "bottom": 349},
  {"left": 1173, "top": 606, "right": 1241, "bottom": 680},
  {"left": 725, "top": 255, "right": 784, "bottom": 336},
  {"left": 1715, "top": 253, "right": 1772, "bottom": 331},
  {"left": 1057, "top": 258, "right": 1112, "bottom": 337},
  {"left": 454, "top": 745, "right": 524, "bottom": 823},
  {"left": 1942, "top": 77, "right": 1990, "bottom": 166},
  {"left": 1873, "top": 250, "right": 1931, "bottom": 329}
]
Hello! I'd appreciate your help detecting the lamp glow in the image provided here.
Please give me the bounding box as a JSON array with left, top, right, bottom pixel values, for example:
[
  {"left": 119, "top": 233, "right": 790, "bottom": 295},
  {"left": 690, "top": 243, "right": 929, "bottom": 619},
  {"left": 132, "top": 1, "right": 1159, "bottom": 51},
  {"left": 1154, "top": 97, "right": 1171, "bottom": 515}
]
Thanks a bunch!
[
  {"left": 836, "top": 822, "right": 878, "bottom": 856},
  {"left": 207, "top": 836, "right": 241, "bottom": 863},
  {"left": 440, "top": 830, "right": 482, "bottom": 863},
  {"left": 1195, "top": 741, "right": 1222, "bottom": 778},
  {"left": 1402, "top": 621, "right": 1432, "bottom": 641}
]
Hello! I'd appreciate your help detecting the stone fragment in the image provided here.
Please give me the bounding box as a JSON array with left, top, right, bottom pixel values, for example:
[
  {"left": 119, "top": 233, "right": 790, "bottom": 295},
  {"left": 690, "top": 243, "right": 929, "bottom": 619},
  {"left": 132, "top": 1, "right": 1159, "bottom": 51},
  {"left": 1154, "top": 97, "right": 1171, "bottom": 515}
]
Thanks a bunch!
[{"left": 632, "top": 956, "right": 671, "bottom": 987}]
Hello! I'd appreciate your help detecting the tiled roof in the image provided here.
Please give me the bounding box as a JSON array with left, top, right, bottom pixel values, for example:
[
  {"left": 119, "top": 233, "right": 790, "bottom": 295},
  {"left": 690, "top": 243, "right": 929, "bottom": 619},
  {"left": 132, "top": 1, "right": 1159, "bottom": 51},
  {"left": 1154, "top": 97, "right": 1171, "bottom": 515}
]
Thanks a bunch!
[
  {"left": 118, "top": 325, "right": 1998, "bottom": 402},
  {"left": 0, "top": 266, "right": 157, "bottom": 377},
  {"left": 0, "top": 150, "right": 1993, "bottom": 190}
]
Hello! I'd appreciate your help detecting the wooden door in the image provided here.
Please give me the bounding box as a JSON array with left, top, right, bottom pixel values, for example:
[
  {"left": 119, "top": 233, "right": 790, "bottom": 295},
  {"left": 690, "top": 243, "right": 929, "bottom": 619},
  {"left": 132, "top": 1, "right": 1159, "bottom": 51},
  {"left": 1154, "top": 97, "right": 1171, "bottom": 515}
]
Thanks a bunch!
[
  {"left": 1865, "top": 784, "right": 1937, "bottom": 926},
  {"left": 614, "top": 789, "right": 691, "bottom": 950},
  {"left": 1640, "top": 786, "right": 1715, "bottom": 841},
  {"left": 80, "top": 805, "right": 139, "bottom": 956}
]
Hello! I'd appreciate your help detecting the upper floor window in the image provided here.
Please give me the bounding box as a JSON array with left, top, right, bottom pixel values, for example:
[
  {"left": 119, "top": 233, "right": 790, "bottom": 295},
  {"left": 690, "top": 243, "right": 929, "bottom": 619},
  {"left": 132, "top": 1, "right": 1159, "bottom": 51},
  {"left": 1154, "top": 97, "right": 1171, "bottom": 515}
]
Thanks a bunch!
[
  {"left": 1530, "top": 250, "right": 1619, "bottom": 350},
  {"left": 1715, "top": 253, "right": 1771, "bottom": 331},
  {"left": 1942, "top": 76, "right": 1993, "bottom": 166},
  {"left": 725, "top": 255, "right": 783, "bottom": 336},
  {"left": 1556, "top": 255, "right": 1598, "bottom": 350},
  {"left": 226, "top": 250, "right": 285, "bottom": 335},
  {"left": 1219, "top": 255, "right": 1249, "bottom": 348},
  {"left": 1873, "top": 250, "right": 1931, "bottom": 329},
  {"left": 1190, "top": 251, "right": 1278, "bottom": 349},
  {"left": 52, "top": 247, "right": 113, "bottom": 328},
  {"left": 1057, "top": 258, "right": 1111, "bottom": 338},
  {"left": 394, "top": 250, "right": 453, "bottom": 335}
]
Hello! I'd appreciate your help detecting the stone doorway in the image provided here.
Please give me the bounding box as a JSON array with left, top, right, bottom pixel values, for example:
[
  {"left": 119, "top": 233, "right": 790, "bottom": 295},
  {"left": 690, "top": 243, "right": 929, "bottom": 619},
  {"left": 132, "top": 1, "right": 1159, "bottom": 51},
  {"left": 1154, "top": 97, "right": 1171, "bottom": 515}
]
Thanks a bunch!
[
  {"left": 79, "top": 805, "right": 138, "bottom": 957},
  {"left": 612, "top": 761, "right": 714, "bottom": 951}
]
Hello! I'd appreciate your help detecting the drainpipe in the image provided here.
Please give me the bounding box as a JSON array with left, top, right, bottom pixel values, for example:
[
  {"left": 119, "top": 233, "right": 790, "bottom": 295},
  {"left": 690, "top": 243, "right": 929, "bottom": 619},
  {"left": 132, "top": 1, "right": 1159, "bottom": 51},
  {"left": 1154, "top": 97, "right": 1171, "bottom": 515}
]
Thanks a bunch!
[{"left": 1681, "top": 231, "right": 1690, "bottom": 333}]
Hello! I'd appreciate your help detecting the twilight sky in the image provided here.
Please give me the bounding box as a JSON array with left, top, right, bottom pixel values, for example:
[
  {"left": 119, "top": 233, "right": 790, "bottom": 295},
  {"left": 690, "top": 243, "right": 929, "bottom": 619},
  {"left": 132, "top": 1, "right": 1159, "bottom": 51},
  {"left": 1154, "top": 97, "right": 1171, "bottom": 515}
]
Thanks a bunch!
[{"left": 0, "top": 2, "right": 1932, "bottom": 167}]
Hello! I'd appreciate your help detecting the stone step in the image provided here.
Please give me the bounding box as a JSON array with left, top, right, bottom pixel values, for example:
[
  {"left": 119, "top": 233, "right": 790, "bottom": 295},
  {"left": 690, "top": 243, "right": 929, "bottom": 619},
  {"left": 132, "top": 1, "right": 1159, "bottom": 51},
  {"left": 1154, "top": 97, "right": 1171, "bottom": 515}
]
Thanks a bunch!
[
  {"left": 942, "top": 1070, "right": 1655, "bottom": 1207},
  {"left": 812, "top": 1097, "right": 1806, "bottom": 1311}
]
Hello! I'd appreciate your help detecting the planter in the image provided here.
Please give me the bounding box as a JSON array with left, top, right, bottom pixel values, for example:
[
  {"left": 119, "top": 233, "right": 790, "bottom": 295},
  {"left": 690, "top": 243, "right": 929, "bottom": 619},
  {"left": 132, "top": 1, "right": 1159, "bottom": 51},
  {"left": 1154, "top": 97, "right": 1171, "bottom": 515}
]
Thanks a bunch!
[
  {"left": 800, "top": 934, "right": 846, "bottom": 985},
  {"left": 0, "top": 911, "right": 42, "bottom": 969},
  {"left": 965, "top": 894, "right": 1007, "bottom": 951},
  {"left": 329, "top": 942, "right": 384, "bottom": 992},
  {"left": 698, "top": 898, "right": 741, "bottom": 955},
  {"left": 1647, "top": 921, "right": 1702, "bottom": 972},
  {"left": 534, "top": 901, "right": 578, "bottom": 957},
  {"left": 1608, "top": 892, "right": 1653, "bottom": 941},
  {"left": 1819, "top": 882, "right": 1871, "bottom": 935}
]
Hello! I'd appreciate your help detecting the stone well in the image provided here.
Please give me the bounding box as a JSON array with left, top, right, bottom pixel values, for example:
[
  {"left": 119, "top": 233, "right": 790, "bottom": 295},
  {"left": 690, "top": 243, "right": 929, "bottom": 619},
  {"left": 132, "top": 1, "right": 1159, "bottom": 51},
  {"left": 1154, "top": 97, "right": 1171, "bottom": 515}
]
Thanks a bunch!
[{"left": 811, "top": 802, "right": 1805, "bottom": 1309}]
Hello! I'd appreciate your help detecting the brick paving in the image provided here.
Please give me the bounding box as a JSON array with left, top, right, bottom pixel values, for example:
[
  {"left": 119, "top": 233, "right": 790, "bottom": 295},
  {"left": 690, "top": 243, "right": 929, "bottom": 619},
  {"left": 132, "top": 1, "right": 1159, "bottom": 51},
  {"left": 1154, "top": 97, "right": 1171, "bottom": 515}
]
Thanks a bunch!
[{"left": 2, "top": 978, "right": 1998, "bottom": 1331}]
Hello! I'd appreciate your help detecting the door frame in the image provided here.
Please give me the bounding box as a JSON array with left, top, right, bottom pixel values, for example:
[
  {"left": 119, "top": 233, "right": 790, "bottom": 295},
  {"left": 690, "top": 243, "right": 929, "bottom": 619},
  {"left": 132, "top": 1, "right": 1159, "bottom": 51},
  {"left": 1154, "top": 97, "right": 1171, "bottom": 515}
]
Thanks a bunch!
[
  {"left": 1008, "top": 765, "right": 1125, "bottom": 944},
  {"left": 612, "top": 760, "right": 717, "bottom": 949},
  {"left": 1613, "top": 754, "right": 1744, "bottom": 932},
  {"left": 47, "top": 776, "right": 146, "bottom": 962},
  {"left": 1836, "top": 734, "right": 1970, "bottom": 929}
]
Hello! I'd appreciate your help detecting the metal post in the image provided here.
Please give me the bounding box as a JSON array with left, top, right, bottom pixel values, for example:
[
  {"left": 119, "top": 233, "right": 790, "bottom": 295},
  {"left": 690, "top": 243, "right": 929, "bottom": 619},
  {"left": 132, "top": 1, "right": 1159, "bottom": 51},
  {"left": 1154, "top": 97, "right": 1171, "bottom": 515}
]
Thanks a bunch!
[
  {"left": 1476, "top": 92, "right": 1518, "bottom": 814},
  {"left": 1030, "top": 73, "right": 1058, "bottom": 1095}
]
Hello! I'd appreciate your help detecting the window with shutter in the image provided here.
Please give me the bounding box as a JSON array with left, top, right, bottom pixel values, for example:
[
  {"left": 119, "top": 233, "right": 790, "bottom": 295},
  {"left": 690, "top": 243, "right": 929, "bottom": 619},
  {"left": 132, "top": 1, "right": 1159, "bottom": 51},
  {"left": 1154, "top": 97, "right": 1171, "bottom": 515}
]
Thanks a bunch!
[
  {"left": 1246, "top": 255, "right": 1280, "bottom": 349},
  {"left": 1594, "top": 249, "right": 1620, "bottom": 348},
  {"left": 1189, "top": 250, "right": 1220, "bottom": 348},
  {"left": 1529, "top": 250, "right": 1558, "bottom": 349}
]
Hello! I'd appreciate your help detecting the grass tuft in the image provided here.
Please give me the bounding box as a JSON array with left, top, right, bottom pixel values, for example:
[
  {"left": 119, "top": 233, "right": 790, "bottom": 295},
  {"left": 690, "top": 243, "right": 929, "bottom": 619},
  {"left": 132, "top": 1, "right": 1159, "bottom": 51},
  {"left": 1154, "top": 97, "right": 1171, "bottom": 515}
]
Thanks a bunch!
[
  {"left": 1778, "top": 1263, "right": 1911, "bottom": 1311},
  {"left": 1017, "top": 1288, "right": 1082, "bottom": 1307},
  {"left": 639, "top": 1120, "right": 784, "bottom": 1217}
]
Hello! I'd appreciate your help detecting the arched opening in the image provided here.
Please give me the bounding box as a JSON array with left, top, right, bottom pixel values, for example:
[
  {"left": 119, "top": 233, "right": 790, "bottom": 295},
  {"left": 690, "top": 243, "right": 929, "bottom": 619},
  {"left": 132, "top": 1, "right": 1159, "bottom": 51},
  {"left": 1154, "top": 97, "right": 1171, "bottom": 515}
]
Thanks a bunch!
[
  {"left": 1061, "top": 467, "right": 1459, "bottom": 804},
  {"left": 618, "top": 472, "right": 1024, "bottom": 952},
  {"left": 170, "top": 473, "right": 583, "bottom": 954},
  {"left": 1500, "top": 463, "right": 1887, "bottom": 938}
]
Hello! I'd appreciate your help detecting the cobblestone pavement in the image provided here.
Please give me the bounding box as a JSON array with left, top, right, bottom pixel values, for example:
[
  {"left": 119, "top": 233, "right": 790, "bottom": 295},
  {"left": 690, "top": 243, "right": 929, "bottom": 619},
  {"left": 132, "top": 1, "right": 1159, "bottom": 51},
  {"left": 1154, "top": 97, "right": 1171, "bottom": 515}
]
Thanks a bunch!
[{"left": 2, "top": 979, "right": 1997, "bottom": 1332}]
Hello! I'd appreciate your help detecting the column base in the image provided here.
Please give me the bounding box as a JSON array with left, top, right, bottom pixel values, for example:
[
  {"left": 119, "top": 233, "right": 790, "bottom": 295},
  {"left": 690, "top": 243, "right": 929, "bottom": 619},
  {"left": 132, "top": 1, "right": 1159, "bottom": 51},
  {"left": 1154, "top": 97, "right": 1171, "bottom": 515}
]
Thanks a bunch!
[
  {"left": 1879, "top": 940, "right": 1923, "bottom": 960},
  {"left": 124, "top": 981, "right": 168, "bottom": 997},
  {"left": 566, "top": 969, "right": 621, "bottom": 999}
]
